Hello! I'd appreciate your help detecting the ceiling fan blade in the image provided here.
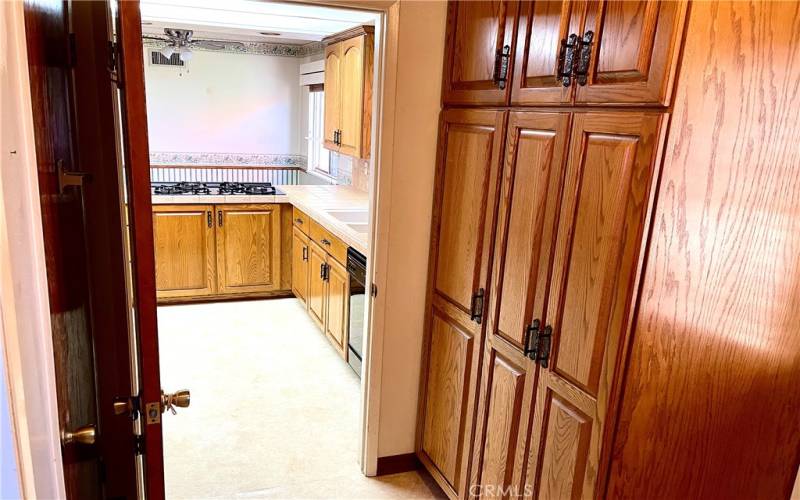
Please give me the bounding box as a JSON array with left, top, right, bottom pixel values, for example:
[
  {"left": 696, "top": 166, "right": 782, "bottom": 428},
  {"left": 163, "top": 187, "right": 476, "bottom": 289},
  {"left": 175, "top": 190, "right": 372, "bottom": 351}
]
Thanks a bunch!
[
  {"left": 190, "top": 40, "right": 231, "bottom": 50},
  {"left": 142, "top": 35, "right": 170, "bottom": 41}
]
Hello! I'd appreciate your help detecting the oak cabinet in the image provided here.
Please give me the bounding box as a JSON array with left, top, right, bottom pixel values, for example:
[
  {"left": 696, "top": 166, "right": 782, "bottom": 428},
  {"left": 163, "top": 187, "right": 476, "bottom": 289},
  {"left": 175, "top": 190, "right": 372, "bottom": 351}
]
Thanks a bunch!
[
  {"left": 154, "top": 203, "right": 284, "bottom": 301},
  {"left": 417, "top": 108, "right": 506, "bottom": 497},
  {"left": 442, "top": 0, "right": 687, "bottom": 107},
  {"left": 216, "top": 204, "right": 282, "bottom": 295},
  {"left": 291, "top": 226, "right": 309, "bottom": 305},
  {"left": 442, "top": 0, "right": 518, "bottom": 106},
  {"left": 323, "top": 26, "right": 373, "bottom": 159},
  {"left": 153, "top": 205, "right": 216, "bottom": 299},
  {"left": 295, "top": 211, "right": 351, "bottom": 359}
]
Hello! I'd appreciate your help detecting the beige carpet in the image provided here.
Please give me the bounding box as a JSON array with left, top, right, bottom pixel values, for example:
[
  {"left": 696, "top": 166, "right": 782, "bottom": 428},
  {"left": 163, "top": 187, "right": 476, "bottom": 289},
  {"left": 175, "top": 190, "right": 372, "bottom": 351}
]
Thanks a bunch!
[{"left": 158, "top": 298, "right": 442, "bottom": 499}]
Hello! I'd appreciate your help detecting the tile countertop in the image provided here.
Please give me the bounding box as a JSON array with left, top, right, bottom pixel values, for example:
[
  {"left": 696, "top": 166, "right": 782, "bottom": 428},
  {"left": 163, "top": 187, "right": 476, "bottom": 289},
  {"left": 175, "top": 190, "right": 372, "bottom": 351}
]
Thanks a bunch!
[
  {"left": 279, "top": 185, "right": 369, "bottom": 255},
  {"left": 151, "top": 185, "right": 369, "bottom": 255}
]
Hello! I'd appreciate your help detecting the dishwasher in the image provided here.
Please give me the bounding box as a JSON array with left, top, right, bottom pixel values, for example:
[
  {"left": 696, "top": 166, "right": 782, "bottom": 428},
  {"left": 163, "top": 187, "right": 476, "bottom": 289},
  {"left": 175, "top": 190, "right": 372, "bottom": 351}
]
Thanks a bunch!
[{"left": 346, "top": 247, "right": 367, "bottom": 377}]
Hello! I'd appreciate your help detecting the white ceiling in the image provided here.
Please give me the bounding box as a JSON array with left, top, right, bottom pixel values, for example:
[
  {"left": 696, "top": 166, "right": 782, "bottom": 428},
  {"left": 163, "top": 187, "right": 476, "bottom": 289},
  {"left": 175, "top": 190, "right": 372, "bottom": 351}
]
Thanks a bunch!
[{"left": 140, "top": 0, "right": 377, "bottom": 45}]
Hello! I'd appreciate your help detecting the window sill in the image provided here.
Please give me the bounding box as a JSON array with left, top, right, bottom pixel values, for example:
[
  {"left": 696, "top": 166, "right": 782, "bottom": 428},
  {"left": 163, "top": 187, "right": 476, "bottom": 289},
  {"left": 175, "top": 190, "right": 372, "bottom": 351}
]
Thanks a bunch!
[{"left": 304, "top": 168, "right": 338, "bottom": 185}]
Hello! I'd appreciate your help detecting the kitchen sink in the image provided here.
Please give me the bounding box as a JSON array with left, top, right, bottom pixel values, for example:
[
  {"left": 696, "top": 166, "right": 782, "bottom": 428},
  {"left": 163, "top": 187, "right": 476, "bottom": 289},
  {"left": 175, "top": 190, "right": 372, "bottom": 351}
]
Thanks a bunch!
[{"left": 326, "top": 209, "right": 369, "bottom": 225}]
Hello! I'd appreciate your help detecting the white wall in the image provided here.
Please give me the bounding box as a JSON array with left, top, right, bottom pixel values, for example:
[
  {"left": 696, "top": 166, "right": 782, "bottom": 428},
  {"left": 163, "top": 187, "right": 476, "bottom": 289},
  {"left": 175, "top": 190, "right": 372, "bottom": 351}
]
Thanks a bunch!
[
  {"left": 372, "top": 0, "right": 446, "bottom": 458},
  {"left": 143, "top": 49, "right": 302, "bottom": 156}
]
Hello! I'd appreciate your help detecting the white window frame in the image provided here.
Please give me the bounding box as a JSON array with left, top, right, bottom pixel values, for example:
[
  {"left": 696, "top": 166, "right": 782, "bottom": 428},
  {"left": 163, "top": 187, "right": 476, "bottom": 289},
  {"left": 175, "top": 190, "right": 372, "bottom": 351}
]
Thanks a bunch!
[{"left": 307, "top": 88, "right": 330, "bottom": 176}]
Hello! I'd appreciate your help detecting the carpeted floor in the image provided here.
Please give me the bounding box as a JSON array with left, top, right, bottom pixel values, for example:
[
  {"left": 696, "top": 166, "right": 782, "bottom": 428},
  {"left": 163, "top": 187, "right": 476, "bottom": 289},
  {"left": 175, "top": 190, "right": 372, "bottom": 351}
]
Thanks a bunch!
[{"left": 157, "top": 298, "right": 442, "bottom": 499}]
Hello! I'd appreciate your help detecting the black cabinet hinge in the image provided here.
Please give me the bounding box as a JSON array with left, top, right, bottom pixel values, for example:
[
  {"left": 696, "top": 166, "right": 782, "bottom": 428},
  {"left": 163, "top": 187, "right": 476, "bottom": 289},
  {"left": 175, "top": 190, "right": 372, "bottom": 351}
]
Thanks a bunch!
[
  {"left": 470, "top": 288, "right": 485, "bottom": 324},
  {"left": 134, "top": 434, "right": 145, "bottom": 456},
  {"left": 107, "top": 41, "right": 122, "bottom": 87}
]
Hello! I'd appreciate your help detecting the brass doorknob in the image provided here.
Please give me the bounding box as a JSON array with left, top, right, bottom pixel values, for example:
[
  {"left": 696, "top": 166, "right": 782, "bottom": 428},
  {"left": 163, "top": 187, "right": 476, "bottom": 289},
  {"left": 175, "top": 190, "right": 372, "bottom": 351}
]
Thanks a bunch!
[
  {"left": 161, "top": 389, "right": 190, "bottom": 414},
  {"left": 61, "top": 425, "right": 96, "bottom": 446}
]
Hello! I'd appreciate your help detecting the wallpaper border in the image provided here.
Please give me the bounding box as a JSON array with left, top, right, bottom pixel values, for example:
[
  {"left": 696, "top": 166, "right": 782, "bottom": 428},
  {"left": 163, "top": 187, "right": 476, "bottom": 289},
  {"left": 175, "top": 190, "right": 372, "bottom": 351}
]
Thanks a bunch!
[
  {"left": 143, "top": 39, "right": 324, "bottom": 58},
  {"left": 150, "top": 152, "right": 307, "bottom": 168}
]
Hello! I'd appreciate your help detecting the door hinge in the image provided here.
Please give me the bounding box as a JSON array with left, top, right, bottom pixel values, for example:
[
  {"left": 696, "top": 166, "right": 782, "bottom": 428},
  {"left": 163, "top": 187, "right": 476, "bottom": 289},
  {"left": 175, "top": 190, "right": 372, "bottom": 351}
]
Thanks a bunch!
[
  {"left": 470, "top": 288, "right": 485, "bottom": 324},
  {"left": 370, "top": 283, "right": 378, "bottom": 298},
  {"left": 134, "top": 434, "right": 145, "bottom": 456},
  {"left": 107, "top": 41, "right": 122, "bottom": 87}
]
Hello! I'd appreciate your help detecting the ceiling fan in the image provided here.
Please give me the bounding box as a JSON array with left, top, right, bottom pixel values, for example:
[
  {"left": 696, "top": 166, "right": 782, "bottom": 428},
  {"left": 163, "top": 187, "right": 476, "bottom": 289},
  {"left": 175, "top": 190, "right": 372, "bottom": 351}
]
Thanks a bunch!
[{"left": 142, "top": 28, "right": 245, "bottom": 62}]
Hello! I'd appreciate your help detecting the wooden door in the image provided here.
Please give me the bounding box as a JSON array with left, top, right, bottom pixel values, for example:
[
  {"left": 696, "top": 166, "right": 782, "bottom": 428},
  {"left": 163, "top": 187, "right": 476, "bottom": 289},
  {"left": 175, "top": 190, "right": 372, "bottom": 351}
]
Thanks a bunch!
[
  {"left": 291, "top": 226, "right": 310, "bottom": 304},
  {"left": 511, "top": 0, "right": 580, "bottom": 105},
  {"left": 338, "top": 35, "right": 365, "bottom": 158},
  {"left": 153, "top": 205, "right": 216, "bottom": 298},
  {"left": 325, "top": 257, "right": 349, "bottom": 358},
  {"left": 216, "top": 204, "right": 281, "bottom": 294},
  {"left": 418, "top": 108, "right": 506, "bottom": 497},
  {"left": 323, "top": 42, "right": 341, "bottom": 150},
  {"left": 470, "top": 111, "right": 570, "bottom": 496},
  {"left": 307, "top": 239, "right": 327, "bottom": 330},
  {"left": 442, "top": 1, "right": 519, "bottom": 106},
  {"left": 521, "top": 111, "right": 664, "bottom": 498},
  {"left": 574, "top": 0, "right": 687, "bottom": 105},
  {"left": 606, "top": 2, "right": 800, "bottom": 497}
]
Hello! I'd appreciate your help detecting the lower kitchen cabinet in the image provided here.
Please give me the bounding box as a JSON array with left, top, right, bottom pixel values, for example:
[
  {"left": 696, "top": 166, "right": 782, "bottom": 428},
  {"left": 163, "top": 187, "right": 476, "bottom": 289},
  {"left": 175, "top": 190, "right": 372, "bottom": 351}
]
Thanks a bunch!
[
  {"left": 153, "top": 204, "right": 216, "bottom": 298},
  {"left": 291, "top": 226, "right": 309, "bottom": 305},
  {"left": 307, "top": 239, "right": 327, "bottom": 329},
  {"left": 292, "top": 207, "right": 350, "bottom": 359},
  {"left": 153, "top": 203, "right": 285, "bottom": 301},
  {"left": 324, "top": 257, "right": 349, "bottom": 358}
]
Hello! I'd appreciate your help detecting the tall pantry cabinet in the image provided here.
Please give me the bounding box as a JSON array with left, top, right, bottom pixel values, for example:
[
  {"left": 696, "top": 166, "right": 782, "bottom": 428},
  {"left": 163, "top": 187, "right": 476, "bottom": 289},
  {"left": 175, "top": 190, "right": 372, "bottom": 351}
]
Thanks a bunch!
[{"left": 417, "top": 1, "right": 685, "bottom": 498}]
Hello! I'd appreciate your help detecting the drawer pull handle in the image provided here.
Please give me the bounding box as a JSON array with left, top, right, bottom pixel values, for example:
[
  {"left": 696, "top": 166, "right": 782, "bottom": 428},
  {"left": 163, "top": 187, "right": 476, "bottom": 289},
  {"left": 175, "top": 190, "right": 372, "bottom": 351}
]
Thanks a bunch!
[
  {"left": 321, "top": 238, "right": 331, "bottom": 246},
  {"left": 295, "top": 218, "right": 303, "bottom": 224},
  {"left": 217, "top": 210, "right": 223, "bottom": 227}
]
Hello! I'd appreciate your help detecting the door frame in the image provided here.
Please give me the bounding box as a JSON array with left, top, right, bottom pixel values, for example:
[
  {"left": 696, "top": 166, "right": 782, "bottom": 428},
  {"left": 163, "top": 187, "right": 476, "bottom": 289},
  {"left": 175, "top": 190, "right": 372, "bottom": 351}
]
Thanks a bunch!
[{"left": 2, "top": 0, "right": 444, "bottom": 496}]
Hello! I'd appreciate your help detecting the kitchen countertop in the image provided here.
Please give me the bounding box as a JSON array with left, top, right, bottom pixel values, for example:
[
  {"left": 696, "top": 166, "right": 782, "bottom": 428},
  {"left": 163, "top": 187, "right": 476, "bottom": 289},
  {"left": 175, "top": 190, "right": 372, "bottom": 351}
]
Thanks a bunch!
[{"left": 151, "top": 185, "right": 369, "bottom": 255}]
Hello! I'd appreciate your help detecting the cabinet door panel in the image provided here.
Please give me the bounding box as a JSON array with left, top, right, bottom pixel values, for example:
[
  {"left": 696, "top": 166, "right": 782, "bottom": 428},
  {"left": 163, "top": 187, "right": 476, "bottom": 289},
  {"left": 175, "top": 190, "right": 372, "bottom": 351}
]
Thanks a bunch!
[
  {"left": 323, "top": 43, "right": 341, "bottom": 150},
  {"left": 575, "top": 0, "right": 687, "bottom": 105},
  {"left": 511, "top": 0, "right": 580, "bottom": 105},
  {"left": 325, "top": 257, "right": 349, "bottom": 358},
  {"left": 523, "top": 112, "right": 664, "bottom": 499},
  {"left": 291, "top": 226, "right": 309, "bottom": 304},
  {"left": 419, "top": 108, "right": 506, "bottom": 498},
  {"left": 153, "top": 205, "right": 215, "bottom": 298},
  {"left": 216, "top": 204, "right": 281, "bottom": 294},
  {"left": 434, "top": 109, "right": 505, "bottom": 313},
  {"left": 307, "top": 240, "right": 327, "bottom": 330},
  {"left": 443, "top": 0, "right": 519, "bottom": 105},
  {"left": 338, "top": 35, "right": 365, "bottom": 158}
]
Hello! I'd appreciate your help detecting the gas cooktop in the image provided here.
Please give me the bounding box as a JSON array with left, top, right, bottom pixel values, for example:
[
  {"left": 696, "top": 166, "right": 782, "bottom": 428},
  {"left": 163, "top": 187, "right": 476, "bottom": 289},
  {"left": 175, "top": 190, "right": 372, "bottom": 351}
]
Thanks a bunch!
[{"left": 152, "top": 182, "right": 284, "bottom": 196}]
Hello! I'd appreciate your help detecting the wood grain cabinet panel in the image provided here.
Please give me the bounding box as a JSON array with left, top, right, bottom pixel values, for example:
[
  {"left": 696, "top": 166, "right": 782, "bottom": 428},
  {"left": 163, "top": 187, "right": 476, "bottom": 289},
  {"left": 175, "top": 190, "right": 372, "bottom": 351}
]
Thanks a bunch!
[
  {"left": 291, "top": 226, "right": 309, "bottom": 305},
  {"left": 323, "top": 43, "right": 341, "bottom": 150},
  {"left": 575, "top": 0, "right": 687, "bottom": 105},
  {"left": 307, "top": 239, "right": 327, "bottom": 330},
  {"left": 153, "top": 205, "right": 216, "bottom": 298},
  {"left": 470, "top": 111, "right": 570, "bottom": 497},
  {"left": 522, "top": 111, "right": 664, "bottom": 498},
  {"left": 418, "top": 108, "right": 506, "bottom": 498},
  {"left": 443, "top": 0, "right": 519, "bottom": 106},
  {"left": 511, "top": 0, "right": 578, "bottom": 105},
  {"left": 324, "top": 257, "right": 349, "bottom": 359},
  {"left": 216, "top": 204, "right": 282, "bottom": 295}
]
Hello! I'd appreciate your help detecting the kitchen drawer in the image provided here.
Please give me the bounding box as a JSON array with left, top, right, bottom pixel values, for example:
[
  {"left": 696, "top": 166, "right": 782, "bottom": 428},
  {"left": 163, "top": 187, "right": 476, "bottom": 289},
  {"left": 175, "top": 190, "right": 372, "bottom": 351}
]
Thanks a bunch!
[
  {"left": 292, "top": 207, "right": 310, "bottom": 234},
  {"left": 310, "top": 219, "right": 348, "bottom": 264}
]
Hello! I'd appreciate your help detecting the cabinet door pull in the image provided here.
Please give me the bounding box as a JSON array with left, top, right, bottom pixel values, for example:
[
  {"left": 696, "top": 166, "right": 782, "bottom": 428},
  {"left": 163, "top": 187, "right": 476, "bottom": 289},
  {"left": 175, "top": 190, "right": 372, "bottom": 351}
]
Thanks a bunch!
[
  {"left": 493, "top": 44, "right": 511, "bottom": 89},
  {"left": 469, "top": 288, "right": 485, "bottom": 324},
  {"left": 536, "top": 326, "right": 553, "bottom": 368},
  {"left": 557, "top": 34, "right": 578, "bottom": 87},
  {"left": 217, "top": 210, "right": 223, "bottom": 227},
  {"left": 524, "top": 319, "right": 541, "bottom": 359},
  {"left": 575, "top": 31, "right": 595, "bottom": 86},
  {"left": 320, "top": 262, "right": 326, "bottom": 280},
  {"left": 302, "top": 246, "right": 308, "bottom": 261},
  {"left": 207, "top": 211, "right": 212, "bottom": 228}
]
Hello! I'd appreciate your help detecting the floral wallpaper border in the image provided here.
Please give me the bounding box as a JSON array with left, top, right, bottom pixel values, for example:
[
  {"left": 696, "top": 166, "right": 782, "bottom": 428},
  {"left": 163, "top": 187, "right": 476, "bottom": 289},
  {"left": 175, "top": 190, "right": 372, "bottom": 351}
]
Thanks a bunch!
[
  {"left": 143, "top": 39, "right": 324, "bottom": 58},
  {"left": 150, "top": 152, "right": 307, "bottom": 168}
]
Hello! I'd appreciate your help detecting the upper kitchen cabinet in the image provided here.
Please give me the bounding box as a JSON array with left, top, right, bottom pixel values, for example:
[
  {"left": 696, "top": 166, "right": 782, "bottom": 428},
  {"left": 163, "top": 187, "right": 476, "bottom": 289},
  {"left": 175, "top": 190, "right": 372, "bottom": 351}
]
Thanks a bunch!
[
  {"left": 323, "top": 26, "right": 374, "bottom": 159},
  {"left": 573, "top": 0, "right": 688, "bottom": 105},
  {"left": 442, "top": 1, "right": 519, "bottom": 106}
]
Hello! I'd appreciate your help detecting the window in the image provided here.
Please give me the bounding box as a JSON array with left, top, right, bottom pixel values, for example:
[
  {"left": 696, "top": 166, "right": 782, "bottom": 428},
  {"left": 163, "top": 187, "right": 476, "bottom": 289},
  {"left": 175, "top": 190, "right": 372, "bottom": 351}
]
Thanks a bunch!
[{"left": 307, "top": 86, "right": 330, "bottom": 176}]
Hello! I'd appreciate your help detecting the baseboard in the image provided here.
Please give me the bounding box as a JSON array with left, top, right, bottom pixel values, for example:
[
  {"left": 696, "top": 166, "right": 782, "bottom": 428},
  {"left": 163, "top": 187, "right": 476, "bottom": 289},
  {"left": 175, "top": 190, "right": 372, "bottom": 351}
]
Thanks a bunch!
[{"left": 375, "top": 453, "right": 421, "bottom": 476}]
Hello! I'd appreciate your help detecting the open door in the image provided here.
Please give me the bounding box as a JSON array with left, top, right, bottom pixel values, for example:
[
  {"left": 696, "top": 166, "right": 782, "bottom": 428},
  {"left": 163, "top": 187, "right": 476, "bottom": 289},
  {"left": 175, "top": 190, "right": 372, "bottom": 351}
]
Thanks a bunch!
[{"left": 23, "top": 0, "right": 170, "bottom": 497}]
